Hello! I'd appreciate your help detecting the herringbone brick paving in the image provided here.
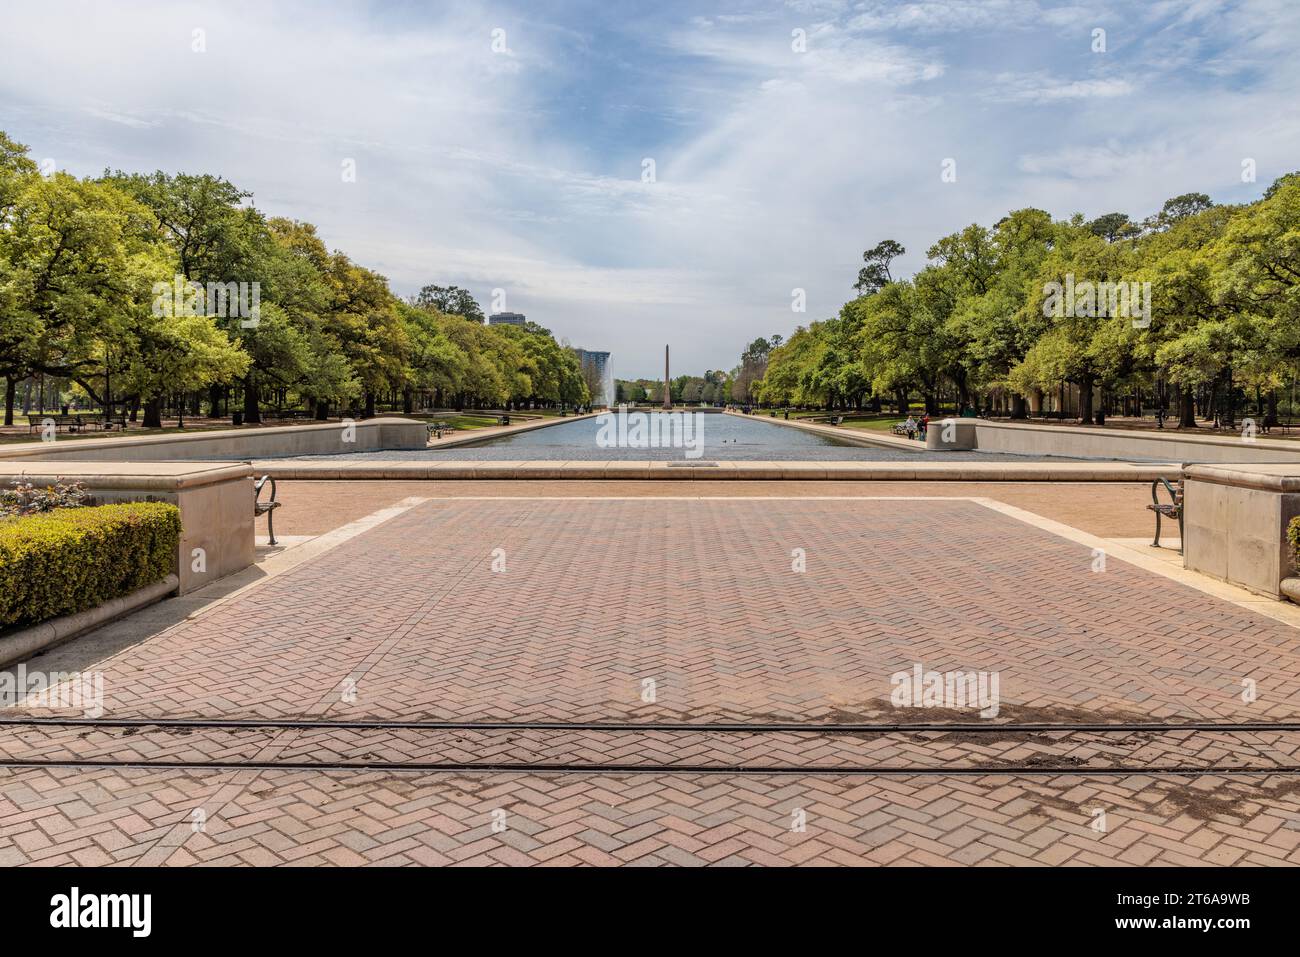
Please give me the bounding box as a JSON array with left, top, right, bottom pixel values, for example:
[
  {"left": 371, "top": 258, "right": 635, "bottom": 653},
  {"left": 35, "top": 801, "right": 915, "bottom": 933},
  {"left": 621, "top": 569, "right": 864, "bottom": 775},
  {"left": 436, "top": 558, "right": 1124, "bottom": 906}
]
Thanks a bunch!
[
  {"left": 4, "top": 724, "right": 1300, "bottom": 772},
  {"left": 3, "top": 765, "right": 1299, "bottom": 866},
  {"left": 3, "top": 497, "right": 1300, "bottom": 865}
]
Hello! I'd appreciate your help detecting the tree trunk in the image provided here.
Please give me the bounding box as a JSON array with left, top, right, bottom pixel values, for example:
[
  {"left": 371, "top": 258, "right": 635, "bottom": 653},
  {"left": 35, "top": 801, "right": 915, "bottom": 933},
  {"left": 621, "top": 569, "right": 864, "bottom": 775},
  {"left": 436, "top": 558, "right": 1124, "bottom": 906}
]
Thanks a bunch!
[
  {"left": 209, "top": 384, "right": 222, "bottom": 417},
  {"left": 314, "top": 398, "right": 329, "bottom": 421},
  {"left": 3, "top": 376, "right": 14, "bottom": 426},
  {"left": 243, "top": 377, "right": 262, "bottom": 424},
  {"left": 1078, "top": 378, "right": 1095, "bottom": 424},
  {"left": 1010, "top": 394, "right": 1027, "bottom": 419},
  {"left": 403, "top": 389, "right": 414, "bottom": 415},
  {"left": 1266, "top": 390, "right": 1279, "bottom": 428},
  {"left": 1179, "top": 386, "right": 1196, "bottom": 428},
  {"left": 364, "top": 391, "right": 376, "bottom": 419},
  {"left": 142, "top": 397, "right": 163, "bottom": 429}
]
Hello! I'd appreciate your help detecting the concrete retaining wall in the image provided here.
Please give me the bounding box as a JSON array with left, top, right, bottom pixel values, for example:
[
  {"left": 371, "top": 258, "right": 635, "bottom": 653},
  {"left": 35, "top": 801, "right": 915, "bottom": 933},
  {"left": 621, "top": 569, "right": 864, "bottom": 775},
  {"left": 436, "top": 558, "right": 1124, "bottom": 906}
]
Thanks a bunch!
[
  {"left": 754, "top": 411, "right": 1300, "bottom": 463},
  {"left": 965, "top": 420, "right": 1300, "bottom": 463},
  {"left": 0, "top": 417, "right": 428, "bottom": 463},
  {"left": 1183, "top": 464, "right": 1300, "bottom": 598}
]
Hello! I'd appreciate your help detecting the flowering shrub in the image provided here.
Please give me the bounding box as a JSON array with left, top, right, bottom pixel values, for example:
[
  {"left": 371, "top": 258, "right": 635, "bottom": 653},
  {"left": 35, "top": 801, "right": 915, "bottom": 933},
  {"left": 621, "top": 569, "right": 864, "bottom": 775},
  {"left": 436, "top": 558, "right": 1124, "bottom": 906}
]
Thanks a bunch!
[{"left": 0, "top": 480, "right": 92, "bottom": 518}]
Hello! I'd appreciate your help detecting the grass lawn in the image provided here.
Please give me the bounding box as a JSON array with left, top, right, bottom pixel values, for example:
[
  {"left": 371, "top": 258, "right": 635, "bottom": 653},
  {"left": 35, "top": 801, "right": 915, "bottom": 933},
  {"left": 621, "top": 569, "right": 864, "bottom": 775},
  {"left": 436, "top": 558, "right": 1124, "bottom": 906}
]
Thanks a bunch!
[{"left": 774, "top": 410, "right": 906, "bottom": 431}]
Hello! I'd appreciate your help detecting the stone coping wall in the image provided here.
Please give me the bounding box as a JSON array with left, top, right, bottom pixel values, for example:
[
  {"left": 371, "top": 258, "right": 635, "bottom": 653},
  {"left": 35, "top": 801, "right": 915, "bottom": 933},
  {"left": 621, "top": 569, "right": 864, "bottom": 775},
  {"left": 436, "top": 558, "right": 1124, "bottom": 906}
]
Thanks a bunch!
[
  {"left": 0, "top": 417, "right": 428, "bottom": 462},
  {"left": 971, "top": 420, "right": 1300, "bottom": 463},
  {"left": 737, "top": 411, "right": 1300, "bottom": 463},
  {"left": 1183, "top": 463, "right": 1300, "bottom": 598}
]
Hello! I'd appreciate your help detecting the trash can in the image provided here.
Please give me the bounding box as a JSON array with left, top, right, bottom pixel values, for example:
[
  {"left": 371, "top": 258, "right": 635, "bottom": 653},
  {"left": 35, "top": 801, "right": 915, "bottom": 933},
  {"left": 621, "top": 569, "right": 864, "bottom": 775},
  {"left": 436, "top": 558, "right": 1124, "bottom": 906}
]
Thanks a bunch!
[{"left": 232, "top": 411, "right": 244, "bottom": 426}]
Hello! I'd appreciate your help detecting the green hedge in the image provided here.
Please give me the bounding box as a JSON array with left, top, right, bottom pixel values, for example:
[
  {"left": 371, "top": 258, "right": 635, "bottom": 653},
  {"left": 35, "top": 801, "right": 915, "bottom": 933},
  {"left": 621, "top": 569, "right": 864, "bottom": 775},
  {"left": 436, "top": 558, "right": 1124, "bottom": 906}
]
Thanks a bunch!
[
  {"left": 0, "top": 502, "right": 181, "bottom": 629},
  {"left": 1290, "top": 516, "right": 1300, "bottom": 570}
]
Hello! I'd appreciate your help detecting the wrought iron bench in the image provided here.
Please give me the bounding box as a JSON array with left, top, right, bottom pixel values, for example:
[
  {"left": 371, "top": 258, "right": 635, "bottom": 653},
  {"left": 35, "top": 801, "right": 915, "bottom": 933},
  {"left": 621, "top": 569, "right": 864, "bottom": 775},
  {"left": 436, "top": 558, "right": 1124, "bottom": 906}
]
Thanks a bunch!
[
  {"left": 1147, "top": 478, "right": 1183, "bottom": 551},
  {"left": 27, "top": 413, "right": 86, "bottom": 433},
  {"left": 254, "top": 474, "right": 281, "bottom": 546}
]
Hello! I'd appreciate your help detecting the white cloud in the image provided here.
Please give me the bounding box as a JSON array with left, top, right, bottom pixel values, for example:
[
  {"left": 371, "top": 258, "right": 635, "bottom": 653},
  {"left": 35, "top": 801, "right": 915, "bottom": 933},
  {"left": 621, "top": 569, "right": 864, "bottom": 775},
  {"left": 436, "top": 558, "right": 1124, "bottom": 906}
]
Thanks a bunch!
[{"left": 989, "top": 73, "right": 1134, "bottom": 103}]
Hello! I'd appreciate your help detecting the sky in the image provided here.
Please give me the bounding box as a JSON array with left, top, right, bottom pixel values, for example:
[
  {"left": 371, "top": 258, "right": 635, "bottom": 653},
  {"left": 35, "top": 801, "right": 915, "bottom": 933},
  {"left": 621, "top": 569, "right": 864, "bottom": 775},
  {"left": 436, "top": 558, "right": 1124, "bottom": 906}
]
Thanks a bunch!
[{"left": 2, "top": 0, "right": 1298, "bottom": 379}]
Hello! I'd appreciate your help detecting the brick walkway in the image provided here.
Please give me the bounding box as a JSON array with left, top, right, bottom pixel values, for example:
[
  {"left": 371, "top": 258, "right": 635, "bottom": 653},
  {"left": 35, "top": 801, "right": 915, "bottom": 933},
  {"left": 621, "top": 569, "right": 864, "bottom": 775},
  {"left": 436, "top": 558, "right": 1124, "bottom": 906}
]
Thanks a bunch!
[{"left": 3, "top": 497, "right": 1300, "bottom": 865}]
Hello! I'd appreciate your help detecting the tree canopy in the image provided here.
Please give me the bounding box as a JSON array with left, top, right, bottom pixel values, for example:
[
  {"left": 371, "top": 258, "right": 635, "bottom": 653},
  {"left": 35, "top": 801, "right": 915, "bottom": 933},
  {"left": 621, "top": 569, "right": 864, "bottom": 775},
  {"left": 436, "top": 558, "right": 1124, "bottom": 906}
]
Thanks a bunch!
[
  {"left": 749, "top": 176, "right": 1300, "bottom": 426},
  {"left": 0, "top": 132, "right": 589, "bottom": 424}
]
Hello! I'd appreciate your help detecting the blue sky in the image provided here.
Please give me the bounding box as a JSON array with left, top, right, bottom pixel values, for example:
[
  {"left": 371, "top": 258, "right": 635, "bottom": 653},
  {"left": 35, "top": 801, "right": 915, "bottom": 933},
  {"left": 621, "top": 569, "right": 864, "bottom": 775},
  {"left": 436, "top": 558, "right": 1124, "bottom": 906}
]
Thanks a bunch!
[{"left": 2, "top": 0, "right": 1298, "bottom": 378}]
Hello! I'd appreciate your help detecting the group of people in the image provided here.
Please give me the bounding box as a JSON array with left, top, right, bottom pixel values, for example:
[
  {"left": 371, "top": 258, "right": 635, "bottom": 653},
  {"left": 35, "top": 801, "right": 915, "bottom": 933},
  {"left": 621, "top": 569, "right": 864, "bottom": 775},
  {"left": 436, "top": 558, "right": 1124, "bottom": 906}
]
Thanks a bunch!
[{"left": 902, "top": 413, "right": 931, "bottom": 440}]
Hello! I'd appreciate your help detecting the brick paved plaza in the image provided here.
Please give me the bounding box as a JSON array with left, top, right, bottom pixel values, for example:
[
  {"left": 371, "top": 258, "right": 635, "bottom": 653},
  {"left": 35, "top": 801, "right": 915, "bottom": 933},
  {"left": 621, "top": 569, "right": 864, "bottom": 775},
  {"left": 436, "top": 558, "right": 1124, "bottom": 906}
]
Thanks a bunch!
[{"left": 4, "top": 491, "right": 1300, "bottom": 866}]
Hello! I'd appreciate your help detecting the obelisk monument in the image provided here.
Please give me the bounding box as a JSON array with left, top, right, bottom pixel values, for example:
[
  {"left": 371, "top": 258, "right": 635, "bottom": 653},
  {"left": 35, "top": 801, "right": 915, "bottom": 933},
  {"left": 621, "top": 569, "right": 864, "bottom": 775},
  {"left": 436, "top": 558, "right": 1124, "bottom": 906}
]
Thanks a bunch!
[{"left": 663, "top": 345, "right": 672, "bottom": 410}]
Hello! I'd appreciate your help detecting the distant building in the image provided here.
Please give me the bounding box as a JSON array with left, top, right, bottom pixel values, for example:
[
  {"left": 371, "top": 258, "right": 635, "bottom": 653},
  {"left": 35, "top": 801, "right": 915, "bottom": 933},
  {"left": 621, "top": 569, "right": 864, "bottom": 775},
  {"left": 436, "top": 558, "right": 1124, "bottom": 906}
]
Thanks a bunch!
[
  {"left": 575, "top": 348, "right": 612, "bottom": 406},
  {"left": 487, "top": 311, "right": 527, "bottom": 327}
]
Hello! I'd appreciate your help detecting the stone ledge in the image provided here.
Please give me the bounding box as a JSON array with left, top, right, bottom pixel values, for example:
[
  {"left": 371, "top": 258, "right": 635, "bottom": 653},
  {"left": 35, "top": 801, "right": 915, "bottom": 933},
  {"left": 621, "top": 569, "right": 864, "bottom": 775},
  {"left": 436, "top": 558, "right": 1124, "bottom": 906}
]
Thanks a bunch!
[
  {"left": 249, "top": 459, "right": 1182, "bottom": 482},
  {"left": 1183, "top": 463, "right": 1300, "bottom": 493},
  {"left": 0, "top": 460, "right": 253, "bottom": 491},
  {"left": 0, "top": 417, "right": 427, "bottom": 462},
  {"left": 0, "top": 574, "right": 179, "bottom": 669}
]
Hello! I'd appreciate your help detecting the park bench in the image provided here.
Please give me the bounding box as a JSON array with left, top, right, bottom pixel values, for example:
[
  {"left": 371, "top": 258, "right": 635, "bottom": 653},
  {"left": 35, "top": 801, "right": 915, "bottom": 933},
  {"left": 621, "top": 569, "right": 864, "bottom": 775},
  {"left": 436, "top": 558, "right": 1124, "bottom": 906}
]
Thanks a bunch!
[
  {"left": 498, "top": 414, "right": 511, "bottom": 426},
  {"left": 254, "top": 474, "right": 281, "bottom": 546},
  {"left": 101, "top": 413, "right": 128, "bottom": 430},
  {"left": 27, "top": 413, "right": 86, "bottom": 434},
  {"left": 266, "top": 409, "right": 314, "bottom": 421},
  {"left": 826, "top": 415, "right": 843, "bottom": 426},
  {"left": 1147, "top": 478, "right": 1184, "bottom": 552},
  {"left": 426, "top": 421, "right": 451, "bottom": 440}
]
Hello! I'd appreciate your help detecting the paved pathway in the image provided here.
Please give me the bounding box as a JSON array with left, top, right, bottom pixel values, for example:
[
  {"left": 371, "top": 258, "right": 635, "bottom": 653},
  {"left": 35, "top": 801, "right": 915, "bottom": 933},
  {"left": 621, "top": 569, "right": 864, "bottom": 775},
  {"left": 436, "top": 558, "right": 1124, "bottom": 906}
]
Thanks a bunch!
[{"left": 3, "top": 497, "right": 1299, "bottom": 865}]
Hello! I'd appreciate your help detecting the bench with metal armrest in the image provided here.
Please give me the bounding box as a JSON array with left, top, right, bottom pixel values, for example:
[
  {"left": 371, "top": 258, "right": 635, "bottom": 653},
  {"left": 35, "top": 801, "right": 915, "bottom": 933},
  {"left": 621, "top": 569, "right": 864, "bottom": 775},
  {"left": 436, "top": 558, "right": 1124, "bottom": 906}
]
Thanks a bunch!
[
  {"left": 27, "top": 413, "right": 88, "bottom": 433},
  {"left": 1146, "top": 477, "right": 1183, "bottom": 551},
  {"left": 254, "top": 474, "right": 281, "bottom": 546}
]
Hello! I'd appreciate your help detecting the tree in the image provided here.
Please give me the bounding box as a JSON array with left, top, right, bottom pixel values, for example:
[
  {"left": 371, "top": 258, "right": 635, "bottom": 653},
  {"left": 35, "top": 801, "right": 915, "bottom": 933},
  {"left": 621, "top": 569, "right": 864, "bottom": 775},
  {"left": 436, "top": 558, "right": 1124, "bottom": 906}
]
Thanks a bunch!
[
  {"left": 0, "top": 132, "right": 39, "bottom": 423},
  {"left": 1146, "top": 192, "right": 1214, "bottom": 232},
  {"left": 1140, "top": 204, "right": 1239, "bottom": 426},
  {"left": 323, "top": 253, "right": 407, "bottom": 418},
  {"left": 413, "top": 284, "right": 484, "bottom": 322},
  {"left": 1, "top": 172, "right": 162, "bottom": 419},
  {"left": 1087, "top": 212, "right": 1136, "bottom": 243},
  {"left": 854, "top": 239, "right": 905, "bottom": 295}
]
